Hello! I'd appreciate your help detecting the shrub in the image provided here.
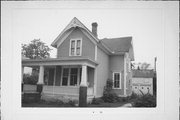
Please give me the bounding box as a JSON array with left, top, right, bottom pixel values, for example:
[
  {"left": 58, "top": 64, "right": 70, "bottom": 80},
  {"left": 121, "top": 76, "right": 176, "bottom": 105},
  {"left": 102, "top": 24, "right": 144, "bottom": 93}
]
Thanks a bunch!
[
  {"left": 102, "top": 79, "right": 119, "bottom": 103},
  {"left": 91, "top": 97, "right": 104, "bottom": 105},
  {"left": 23, "top": 74, "right": 38, "bottom": 85},
  {"left": 129, "top": 92, "right": 139, "bottom": 100},
  {"left": 38, "top": 99, "right": 76, "bottom": 107},
  {"left": 132, "top": 93, "right": 156, "bottom": 107},
  {"left": 103, "top": 92, "right": 118, "bottom": 103},
  {"left": 66, "top": 100, "right": 76, "bottom": 107}
]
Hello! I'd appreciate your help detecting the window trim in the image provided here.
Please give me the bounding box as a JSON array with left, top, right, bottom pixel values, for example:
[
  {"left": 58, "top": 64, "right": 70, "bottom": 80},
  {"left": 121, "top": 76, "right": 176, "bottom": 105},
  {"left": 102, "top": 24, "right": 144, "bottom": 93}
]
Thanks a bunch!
[
  {"left": 112, "top": 72, "right": 121, "bottom": 89},
  {"left": 69, "top": 38, "right": 82, "bottom": 56}
]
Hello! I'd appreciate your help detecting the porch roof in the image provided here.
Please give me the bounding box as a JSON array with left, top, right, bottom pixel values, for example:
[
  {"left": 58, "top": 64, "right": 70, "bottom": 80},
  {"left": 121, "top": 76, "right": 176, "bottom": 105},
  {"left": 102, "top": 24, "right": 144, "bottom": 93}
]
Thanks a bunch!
[{"left": 22, "top": 57, "right": 98, "bottom": 68}]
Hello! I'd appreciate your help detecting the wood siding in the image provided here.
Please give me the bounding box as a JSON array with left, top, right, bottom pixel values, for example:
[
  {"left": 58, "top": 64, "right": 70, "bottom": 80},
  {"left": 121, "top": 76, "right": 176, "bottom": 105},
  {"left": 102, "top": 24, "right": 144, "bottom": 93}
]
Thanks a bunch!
[
  {"left": 57, "top": 28, "right": 95, "bottom": 60},
  {"left": 109, "top": 55, "right": 124, "bottom": 95},
  {"left": 96, "top": 47, "right": 109, "bottom": 97}
]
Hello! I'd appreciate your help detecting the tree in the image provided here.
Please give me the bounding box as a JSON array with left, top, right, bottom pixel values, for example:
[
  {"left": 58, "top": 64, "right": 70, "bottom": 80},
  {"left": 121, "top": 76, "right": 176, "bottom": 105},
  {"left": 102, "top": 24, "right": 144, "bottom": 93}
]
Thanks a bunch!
[
  {"left": 132, "top": 62, "right": 151, "bottom": 70},
  {"left": 140, "top": 62, "right": 150, "bottom": 70},
  {"left": 22, "top": 39, "right": 51, "bottom": 59}
]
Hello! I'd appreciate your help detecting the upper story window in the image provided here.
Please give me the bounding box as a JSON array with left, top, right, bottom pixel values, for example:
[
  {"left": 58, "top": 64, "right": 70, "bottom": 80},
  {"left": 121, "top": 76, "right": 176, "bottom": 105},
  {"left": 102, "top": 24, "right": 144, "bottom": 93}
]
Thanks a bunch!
[
  {"left": 69, "top": 38, "right": 82, "bottom": 56},
  {"left": 113, "top": 72, "right": 121, "bottom": 89}
]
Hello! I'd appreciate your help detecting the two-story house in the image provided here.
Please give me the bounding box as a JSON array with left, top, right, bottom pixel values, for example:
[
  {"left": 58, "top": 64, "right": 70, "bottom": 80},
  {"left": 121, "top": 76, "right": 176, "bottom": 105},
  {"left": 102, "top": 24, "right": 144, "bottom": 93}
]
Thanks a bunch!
[{"left": 22, "top": 17, "right": 134, "bottom": 103}]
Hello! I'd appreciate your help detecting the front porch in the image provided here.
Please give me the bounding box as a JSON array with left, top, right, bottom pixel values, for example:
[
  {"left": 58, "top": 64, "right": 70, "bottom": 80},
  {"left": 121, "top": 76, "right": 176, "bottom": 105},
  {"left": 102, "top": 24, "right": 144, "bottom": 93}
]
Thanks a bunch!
[{"left": 22, "top": 58, "right": 98, "bottom": 103}]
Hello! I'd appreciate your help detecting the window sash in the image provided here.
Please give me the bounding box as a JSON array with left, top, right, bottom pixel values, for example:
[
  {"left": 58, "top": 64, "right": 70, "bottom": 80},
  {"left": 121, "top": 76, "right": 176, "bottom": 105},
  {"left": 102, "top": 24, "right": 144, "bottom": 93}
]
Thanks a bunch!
[
  {"left": 70, "top": 39, "right": 82, "bottom": 56},
  {"left": 70, "top": 68, "right": 78, "bottom": 86},
  {"left": 113, "top": 72, "right": 121, "bottom": 89},
  {"left": 61, "top": 67, "right": 81, "bottom": 86},
  {"left": 61, "top": 68, "right": 69, "bottom": 86}
]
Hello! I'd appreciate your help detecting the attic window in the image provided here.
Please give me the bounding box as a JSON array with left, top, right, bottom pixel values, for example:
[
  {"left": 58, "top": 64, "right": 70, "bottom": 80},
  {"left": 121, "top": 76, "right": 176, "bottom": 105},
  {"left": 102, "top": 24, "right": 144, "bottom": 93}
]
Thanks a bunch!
[{"left": 69, "top": 38, "right": 82, "bottom": 56}]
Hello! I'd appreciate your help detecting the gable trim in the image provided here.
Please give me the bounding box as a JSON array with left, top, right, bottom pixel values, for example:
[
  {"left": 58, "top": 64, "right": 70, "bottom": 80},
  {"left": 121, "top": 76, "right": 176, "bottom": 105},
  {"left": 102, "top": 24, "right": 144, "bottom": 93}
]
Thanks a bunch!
[
  {"left": 51, "top": 17, "right": 99, "bottom": 48},
  {"left": 95, "top": 45, "right": 97, "bottom": 61},
  {"left": 79, "top": 28, "right": 97, "bottom": 45},
  {"left": 56, "top": 28, "right": 75, "bottom": 48}
]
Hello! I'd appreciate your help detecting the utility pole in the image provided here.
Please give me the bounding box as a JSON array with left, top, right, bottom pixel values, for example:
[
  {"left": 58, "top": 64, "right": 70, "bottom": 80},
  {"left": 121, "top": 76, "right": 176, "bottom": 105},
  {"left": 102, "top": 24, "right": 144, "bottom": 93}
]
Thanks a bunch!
[
  {"left": 154, "top": 57, "right": 157, "bottom": 72},
  {"left": 154, "top": 57, "right": 157, "bottom": 97}
]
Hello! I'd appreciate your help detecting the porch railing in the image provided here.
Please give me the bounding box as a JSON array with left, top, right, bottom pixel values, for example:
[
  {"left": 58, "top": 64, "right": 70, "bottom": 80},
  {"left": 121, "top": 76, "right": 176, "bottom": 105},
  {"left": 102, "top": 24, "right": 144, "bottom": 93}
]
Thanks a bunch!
[
  {"left": 43, "top": 86, "right": 79, "bottom": 95},
  {"left": 43, "top": 85, "right": 94, "bottom": 96}
]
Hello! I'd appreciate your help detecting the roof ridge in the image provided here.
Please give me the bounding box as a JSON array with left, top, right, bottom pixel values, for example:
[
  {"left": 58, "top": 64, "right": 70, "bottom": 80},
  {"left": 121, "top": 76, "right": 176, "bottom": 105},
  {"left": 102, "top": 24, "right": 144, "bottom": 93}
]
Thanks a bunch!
[{"left": 100, "top": 36, "right": 132, "bottom": 40}]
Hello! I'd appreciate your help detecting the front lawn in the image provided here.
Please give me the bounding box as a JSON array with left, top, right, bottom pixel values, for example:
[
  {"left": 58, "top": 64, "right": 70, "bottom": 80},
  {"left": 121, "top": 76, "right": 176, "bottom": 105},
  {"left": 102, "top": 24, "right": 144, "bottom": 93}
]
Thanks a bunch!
[
  {"left": 22, "top": 99, "right": 77, "bottom": 107},
  {"left": 88, "top": 101, "right": 130, "bottom": 107},
  {"left": 22, "top": 100, "right": 131, "bottom": 107}
]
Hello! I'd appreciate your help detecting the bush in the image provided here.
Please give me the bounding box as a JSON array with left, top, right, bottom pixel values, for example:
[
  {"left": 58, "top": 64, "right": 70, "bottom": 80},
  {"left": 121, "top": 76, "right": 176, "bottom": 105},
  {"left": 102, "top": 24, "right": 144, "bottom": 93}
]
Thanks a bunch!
[
  {"left": 38, "top": 99, "right": 76, "bottom": 107},
  {"left": 66, "top": 100, "right": 76, "bottom": 107},
  {"left": 132, "top": 93, "right": 156, "bottom": 107},
  {"left": 102, "top": 79, "right": 119, "bottom": 103},
  {"left": 23, "top": 74, "right": 38, "bottom": 85},
  {"left": 129, "top": 92, "right": 139, "bottom": 100},
  {"left": 91, "top": 97, "right": 104, "bottom": 105},
  {"left": 103, "top": 92, "right": 119, "bottom": 103}
]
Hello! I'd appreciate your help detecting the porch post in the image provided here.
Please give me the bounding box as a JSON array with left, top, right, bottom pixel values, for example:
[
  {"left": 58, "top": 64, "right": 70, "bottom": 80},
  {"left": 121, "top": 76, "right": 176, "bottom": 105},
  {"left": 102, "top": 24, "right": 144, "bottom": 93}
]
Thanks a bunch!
[
  {"left": 79, "top": 65, "right": 87, "bottom": 107},
  {"left": 37, "top": 65, "right": 44, "bottom": 93},
  {"left": 22, "top": 66, "right": 24, "bottom": 92}
]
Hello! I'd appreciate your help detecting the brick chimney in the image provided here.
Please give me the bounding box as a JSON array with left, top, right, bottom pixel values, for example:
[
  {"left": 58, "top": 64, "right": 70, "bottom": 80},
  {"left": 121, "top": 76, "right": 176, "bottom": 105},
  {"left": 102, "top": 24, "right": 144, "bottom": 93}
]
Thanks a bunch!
[{"left": 92, "top": 22, "right": 98, "bottom": 38}]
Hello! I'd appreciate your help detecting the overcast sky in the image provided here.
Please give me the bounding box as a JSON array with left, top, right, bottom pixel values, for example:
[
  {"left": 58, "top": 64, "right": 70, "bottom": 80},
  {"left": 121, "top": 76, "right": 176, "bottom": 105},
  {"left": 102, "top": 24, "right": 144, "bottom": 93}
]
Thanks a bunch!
[{"left": 13, "top": 2, "right": 164, "bottom": 68}]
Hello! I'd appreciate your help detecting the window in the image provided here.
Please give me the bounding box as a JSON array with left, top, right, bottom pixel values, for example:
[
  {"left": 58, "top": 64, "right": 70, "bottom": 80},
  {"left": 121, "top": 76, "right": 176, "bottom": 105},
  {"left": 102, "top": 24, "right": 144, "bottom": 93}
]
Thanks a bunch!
[
  {"left": 70, "top": 39, "right": 82, "bottom": 56},
  {"left": 70, "top": 68, "right": 78, "bottom": 86},
  {"left": 61, "top": 67, "right": 81, "bottom": 86},
  {"left": 113, "top": 72, "right": 121, "bottom": 89},
  {"left": 62, "top": 68, "right": 69, "bottom": 86}
]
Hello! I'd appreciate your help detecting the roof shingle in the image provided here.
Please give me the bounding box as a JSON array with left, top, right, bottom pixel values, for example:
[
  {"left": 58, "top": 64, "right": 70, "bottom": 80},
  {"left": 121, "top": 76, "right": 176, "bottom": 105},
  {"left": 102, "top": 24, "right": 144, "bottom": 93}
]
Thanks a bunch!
[
  {"left": 132, "top": 69, "right": 155, "bottom": 78},
  {"left": 100, "top": 37, "right": 132, "bottom": 53}
]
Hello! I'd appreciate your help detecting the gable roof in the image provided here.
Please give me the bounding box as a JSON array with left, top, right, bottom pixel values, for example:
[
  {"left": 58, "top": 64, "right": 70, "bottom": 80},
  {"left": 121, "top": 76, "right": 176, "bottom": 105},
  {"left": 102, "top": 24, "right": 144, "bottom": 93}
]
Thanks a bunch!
[
  {"left": 51, "top": 17, "right": 99, "bottom": 48},
  {"left": 51, "top": 17, "right": 134, "bottom": 60},
  {"left": 132, "top": 69, "right": 155, "bottom": 78},
  {"left": 100, "top": 37, "right": 132, "bottom": 53}
]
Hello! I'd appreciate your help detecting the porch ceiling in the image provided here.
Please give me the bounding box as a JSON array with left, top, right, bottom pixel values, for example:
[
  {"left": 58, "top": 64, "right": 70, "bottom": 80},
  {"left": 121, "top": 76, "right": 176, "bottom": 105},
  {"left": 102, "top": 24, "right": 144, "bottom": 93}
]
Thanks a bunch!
[{"left": 22, "top": 57, "right": 98, "bottom": 68}]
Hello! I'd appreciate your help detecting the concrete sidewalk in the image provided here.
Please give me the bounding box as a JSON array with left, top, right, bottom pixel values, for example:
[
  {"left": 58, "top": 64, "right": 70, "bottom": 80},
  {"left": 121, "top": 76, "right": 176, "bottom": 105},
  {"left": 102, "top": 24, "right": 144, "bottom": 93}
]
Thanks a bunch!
[{"left": 121, "top": 103, "right": 132, "bottom": 107}]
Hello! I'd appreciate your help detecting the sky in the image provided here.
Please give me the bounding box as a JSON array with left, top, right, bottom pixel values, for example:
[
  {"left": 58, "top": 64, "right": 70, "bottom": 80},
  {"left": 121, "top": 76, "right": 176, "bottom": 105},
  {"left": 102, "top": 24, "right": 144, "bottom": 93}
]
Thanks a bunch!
[{"left": 13, "top": 2, "right": 164, "bottom": 68}]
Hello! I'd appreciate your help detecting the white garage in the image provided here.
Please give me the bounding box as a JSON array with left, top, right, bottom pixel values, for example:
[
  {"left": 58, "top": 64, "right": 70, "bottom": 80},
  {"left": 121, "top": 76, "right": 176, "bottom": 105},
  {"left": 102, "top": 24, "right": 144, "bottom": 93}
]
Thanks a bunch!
[{"left": 132, "top": 70, "right": 154, "bottom": 95}]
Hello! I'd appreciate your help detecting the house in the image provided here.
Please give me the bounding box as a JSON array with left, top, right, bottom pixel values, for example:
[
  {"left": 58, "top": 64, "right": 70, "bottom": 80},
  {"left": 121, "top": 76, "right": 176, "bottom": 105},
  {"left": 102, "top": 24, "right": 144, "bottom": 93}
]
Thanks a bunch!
[
  {"left": 132, "top": 69, "right": 154, "bottom": 95},
  {"left": 22, "top": 17, "right": 135, "bottom": 103}
]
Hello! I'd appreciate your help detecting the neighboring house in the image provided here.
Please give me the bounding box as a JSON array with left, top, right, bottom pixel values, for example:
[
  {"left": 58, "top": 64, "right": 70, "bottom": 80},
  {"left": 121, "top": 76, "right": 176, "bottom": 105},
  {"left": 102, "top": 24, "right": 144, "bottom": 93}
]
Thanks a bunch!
[
  {"left": 132, "top": 69, "right": 154, "bottom": 95},
  {"left": 22, "top": 17, "right": 134, "bottom": 102}
]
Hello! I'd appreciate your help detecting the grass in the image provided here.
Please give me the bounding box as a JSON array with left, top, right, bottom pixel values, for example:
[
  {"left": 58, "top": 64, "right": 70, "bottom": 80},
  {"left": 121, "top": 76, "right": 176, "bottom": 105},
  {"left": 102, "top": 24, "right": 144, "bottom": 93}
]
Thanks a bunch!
[
  {"left": 22, "top": 102, "right": 75, "bottom": 107},
  {"left": 22, "top": 100, "right": 131, "bottom": 107},
  {"left": 88, "top": 101, "right": 130, "bottom": 107}
]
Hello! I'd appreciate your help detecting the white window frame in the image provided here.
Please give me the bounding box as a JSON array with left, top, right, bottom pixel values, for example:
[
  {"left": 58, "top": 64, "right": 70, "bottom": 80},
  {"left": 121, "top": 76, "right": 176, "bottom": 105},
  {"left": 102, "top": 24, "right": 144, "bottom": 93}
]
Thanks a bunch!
[
  {"left": 60, "top": 66, "right": 81, "bottom": 87},
  {"left": 112, "top": 72, "right": 121, "bottom": 89},
  {"left": 69, "top": 38, "right": 82, "bottom": 56}
]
